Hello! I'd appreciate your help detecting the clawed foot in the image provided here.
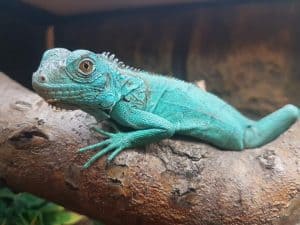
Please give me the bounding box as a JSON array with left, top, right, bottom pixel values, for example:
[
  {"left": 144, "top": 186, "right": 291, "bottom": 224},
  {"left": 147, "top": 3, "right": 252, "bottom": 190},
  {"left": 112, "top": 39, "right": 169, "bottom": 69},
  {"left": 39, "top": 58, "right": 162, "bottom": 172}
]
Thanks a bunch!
[{"left": 78, "top": 127, "right": 129, "bottom": 169}]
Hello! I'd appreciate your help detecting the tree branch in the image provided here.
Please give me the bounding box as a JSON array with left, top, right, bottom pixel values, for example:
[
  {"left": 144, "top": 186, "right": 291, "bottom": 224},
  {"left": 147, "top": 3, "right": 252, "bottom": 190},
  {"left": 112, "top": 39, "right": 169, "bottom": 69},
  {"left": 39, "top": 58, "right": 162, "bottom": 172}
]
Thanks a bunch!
[{"left": 0, "top": 73, "right": 299, "bottom": 225}]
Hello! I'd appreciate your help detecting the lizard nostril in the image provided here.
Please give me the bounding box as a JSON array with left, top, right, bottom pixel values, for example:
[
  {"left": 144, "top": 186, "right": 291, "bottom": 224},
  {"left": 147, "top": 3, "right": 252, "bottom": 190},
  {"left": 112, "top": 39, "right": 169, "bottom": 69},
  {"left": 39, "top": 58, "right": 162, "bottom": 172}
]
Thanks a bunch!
[{"left": 39, "top": 75, "right": 46, "bottom": 82}]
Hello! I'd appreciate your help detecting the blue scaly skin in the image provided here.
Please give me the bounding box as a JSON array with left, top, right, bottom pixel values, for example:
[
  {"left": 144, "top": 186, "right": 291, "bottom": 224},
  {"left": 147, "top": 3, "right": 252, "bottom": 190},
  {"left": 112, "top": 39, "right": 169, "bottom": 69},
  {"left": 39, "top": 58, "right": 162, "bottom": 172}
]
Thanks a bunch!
[{"left": 32, "top": 48, "right": 299, "bottom": 168}]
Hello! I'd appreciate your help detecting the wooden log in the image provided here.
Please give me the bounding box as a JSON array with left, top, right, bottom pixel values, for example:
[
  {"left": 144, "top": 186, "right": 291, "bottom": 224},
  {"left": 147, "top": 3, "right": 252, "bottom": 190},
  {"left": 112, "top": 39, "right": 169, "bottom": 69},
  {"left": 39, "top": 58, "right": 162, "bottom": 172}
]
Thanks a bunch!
[{"left": 0, "top": 73, "right": 299, "bottom": 225}]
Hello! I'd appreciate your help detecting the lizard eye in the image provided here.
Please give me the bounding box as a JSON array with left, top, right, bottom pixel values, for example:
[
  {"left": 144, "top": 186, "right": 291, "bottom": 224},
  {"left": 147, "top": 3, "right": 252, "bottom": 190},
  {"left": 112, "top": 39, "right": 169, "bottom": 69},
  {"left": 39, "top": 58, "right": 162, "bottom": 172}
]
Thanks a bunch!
[{"left": 78, "top": 59, "right": 95, "bottom": 75}]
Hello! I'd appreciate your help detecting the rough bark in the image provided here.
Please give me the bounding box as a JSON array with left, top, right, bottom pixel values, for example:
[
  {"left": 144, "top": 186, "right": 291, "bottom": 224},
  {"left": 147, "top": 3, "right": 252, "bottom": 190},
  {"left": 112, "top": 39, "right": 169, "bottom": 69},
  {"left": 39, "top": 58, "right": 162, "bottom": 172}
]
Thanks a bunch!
[{"left": 0, "top": 73, "right": 299, "bottom": 225}]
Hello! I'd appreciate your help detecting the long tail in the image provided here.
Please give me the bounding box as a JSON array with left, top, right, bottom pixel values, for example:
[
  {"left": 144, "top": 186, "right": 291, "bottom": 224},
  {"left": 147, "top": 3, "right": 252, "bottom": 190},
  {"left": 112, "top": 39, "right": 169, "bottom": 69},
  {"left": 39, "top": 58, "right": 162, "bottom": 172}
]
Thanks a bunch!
[{"left": 243, "top": 104, "right": 299, "bottom": 148}]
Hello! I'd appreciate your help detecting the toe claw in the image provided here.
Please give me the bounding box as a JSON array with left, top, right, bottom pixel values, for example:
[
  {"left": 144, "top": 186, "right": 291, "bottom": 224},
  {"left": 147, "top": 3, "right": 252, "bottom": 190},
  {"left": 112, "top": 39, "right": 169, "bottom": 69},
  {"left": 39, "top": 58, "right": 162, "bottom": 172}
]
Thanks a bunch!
[
  {"left": 107, "top": 147, "right": 124, "bottom": 162},
  {"left": 77, "top": 148, "right": 84, "bottom": 153},
  {"left": 106, "top": 158, "right": 113, "bottom": 166},
  {"left": 83, "top": 161, "right": 91, "bottom": 169}
]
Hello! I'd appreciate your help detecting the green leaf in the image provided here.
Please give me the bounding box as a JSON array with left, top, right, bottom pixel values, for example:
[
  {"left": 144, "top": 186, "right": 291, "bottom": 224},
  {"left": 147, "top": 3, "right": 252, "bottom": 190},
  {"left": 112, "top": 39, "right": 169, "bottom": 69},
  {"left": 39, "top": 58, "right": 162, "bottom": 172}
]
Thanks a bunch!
[
  {"left": 17, "top": 193, "right": 46, "bottom": 209},
  {"left": 0, "top": 188, "right": 15, "bottom": 199},
  {"left": 0, "top": 187, "right": 85, "bottom": 225},
  {"left": 43, "top": 211, "right": 83, "bottom": 225}
]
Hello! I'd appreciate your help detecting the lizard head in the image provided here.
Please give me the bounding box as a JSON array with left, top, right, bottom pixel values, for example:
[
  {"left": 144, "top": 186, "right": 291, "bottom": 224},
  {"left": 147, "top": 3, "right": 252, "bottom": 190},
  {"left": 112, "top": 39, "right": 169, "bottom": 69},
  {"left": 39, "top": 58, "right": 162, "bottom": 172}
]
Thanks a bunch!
[{"left": 32, "top": 48, "right": 121, "bottom": 112}]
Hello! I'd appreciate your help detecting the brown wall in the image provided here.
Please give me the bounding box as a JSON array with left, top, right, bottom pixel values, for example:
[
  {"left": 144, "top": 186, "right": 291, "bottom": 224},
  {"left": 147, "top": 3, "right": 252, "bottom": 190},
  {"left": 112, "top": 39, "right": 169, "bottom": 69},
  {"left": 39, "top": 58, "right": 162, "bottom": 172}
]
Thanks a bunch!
[
  {"left": 0, "top": 1, "right": 51, "bottom": 88},
  {"left": 54, "top": 1, "right": 300, "bottom": 116},
  {"left": 186, "top": 1, "right": 300, "bottom": 116},
  {"left": 1, "top": 1, "right": 299, "bottom": 117}
]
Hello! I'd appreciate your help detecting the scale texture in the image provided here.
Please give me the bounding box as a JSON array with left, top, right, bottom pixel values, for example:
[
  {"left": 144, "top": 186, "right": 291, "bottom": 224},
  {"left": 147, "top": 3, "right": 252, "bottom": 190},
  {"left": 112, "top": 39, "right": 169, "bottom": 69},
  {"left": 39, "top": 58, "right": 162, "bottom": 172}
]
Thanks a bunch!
[{"left": 32, "top": 48, "right": 299, "bottom": 168}]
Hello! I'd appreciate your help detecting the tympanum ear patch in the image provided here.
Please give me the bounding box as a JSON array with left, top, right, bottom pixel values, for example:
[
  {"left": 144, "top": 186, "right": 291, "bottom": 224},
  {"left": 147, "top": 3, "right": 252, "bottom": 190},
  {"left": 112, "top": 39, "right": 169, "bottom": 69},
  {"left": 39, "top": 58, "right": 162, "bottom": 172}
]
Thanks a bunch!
[{"left": 78, "top": 59, "right": 94, "bottom": 75}]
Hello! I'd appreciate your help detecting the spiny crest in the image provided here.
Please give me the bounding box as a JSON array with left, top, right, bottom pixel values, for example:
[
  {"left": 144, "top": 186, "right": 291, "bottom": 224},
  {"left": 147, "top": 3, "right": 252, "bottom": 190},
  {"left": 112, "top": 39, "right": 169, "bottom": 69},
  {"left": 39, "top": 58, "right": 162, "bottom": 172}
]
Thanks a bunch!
[{"left": 100, "top": 51, "right": 140, "bottom": 72}]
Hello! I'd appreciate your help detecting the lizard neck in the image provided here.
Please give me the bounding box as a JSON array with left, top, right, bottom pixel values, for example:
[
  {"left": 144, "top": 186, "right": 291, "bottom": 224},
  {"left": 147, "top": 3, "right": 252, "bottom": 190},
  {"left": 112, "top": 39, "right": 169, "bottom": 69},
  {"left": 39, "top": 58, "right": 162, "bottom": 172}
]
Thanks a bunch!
[{"left": 77, "top": 69, "right": 148, "bottom": 121}]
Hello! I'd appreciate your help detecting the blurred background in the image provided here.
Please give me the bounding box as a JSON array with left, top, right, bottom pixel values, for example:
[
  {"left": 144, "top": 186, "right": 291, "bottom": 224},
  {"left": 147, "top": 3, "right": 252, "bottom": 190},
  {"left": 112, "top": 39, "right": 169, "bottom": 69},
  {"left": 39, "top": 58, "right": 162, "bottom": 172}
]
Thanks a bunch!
[
  {"left": 0, "top": 0, "right": 299, "bottom": 117},
  {"left": 0, "top": 0, "right": 299, "bottom": 224}
]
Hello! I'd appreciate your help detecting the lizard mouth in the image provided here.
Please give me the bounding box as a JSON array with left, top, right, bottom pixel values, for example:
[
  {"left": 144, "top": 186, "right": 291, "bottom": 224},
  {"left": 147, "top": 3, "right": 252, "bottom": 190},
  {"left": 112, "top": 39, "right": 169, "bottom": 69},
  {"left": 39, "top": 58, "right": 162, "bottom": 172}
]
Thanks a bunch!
[
  {"left": 32, "top": 82, "right": 95, "bottom": 111},
  {"left": 46, "top": 98, "right": 78, "bottom": 111},
  {"left": 32, "top": 83, "right": 83, "bottom": 110}
]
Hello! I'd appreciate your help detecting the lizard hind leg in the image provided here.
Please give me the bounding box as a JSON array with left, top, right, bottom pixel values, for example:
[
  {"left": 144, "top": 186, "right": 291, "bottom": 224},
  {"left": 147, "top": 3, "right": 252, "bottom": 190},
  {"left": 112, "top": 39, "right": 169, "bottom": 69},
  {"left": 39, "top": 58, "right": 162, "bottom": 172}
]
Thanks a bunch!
[{"left": 243, "top": 104, "right": 299, "bottom": 148}]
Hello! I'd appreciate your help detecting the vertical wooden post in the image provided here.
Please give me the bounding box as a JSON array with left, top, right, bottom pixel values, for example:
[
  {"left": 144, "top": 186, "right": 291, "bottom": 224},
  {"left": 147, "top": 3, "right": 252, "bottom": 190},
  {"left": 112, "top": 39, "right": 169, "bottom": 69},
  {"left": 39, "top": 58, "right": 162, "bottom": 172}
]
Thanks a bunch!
[{"left": 46, "top": 25, "right": 55, "bottom": 49}]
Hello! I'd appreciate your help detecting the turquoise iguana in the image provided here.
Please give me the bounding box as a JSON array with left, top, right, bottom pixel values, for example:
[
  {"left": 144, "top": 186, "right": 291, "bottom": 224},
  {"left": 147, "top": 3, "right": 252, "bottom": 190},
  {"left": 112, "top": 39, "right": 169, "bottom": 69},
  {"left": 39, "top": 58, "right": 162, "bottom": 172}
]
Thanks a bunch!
[{"left": 32, "top": 48, "right": 299, "bottom": 168}]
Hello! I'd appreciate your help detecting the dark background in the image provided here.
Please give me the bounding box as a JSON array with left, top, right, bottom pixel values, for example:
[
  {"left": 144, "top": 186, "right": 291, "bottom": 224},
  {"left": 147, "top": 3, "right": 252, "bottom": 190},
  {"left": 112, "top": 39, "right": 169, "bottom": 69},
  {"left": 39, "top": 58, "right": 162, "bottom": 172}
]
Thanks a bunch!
[{"left": 0, "top": 0, "right": 299, "bottom": 116}]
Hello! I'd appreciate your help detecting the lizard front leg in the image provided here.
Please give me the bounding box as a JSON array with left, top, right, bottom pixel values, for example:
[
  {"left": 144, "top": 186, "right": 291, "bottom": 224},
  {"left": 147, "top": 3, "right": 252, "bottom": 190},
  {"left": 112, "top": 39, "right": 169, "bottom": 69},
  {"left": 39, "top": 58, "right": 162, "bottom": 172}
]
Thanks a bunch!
[{"left": 78, "top": 102, "right": 175, "bottom": 168}]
